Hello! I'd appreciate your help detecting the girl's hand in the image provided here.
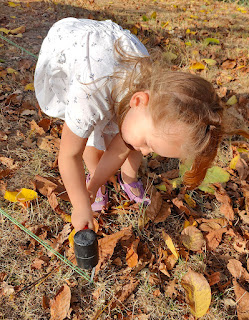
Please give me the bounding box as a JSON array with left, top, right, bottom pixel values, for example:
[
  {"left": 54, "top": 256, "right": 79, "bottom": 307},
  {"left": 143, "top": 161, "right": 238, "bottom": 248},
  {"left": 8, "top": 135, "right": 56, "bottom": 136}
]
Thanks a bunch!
[{"left": 71, "top": 207, "right": 94, "bottom": 232}]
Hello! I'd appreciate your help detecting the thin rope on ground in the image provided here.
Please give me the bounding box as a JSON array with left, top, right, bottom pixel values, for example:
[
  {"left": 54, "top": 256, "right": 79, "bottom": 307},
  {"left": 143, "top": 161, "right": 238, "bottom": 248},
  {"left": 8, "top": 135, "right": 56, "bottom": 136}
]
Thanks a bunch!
[
  {"left": 0, "top": 208, "right": 91, "bottom": 282},
  {"left": 0, "top": 33, "right": 38, "bottom": 60}
]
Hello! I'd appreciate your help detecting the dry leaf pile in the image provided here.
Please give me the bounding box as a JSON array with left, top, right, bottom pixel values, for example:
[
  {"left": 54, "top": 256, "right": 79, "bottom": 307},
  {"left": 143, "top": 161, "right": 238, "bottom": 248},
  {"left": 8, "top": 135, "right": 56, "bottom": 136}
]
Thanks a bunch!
[{"left": 0, "top": 0, "right": 249, "bottom": 319}]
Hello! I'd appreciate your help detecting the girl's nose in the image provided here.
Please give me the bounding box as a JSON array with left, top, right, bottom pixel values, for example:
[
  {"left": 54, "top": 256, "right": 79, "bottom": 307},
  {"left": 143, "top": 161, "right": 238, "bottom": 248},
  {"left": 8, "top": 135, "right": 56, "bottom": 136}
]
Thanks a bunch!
[{"left": 141, "top": 147, "right": 152, "bottom": 156}]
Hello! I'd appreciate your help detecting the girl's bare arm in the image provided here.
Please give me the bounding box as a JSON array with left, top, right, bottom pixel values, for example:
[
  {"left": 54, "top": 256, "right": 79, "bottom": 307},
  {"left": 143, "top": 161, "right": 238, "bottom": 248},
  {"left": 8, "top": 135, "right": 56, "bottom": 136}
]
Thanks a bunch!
[
  {"left": 87, "top": 133, "right": 131, "bottom": 196},
  {"left": 58, "top": 123, "right": 93, "bottom": 231}
]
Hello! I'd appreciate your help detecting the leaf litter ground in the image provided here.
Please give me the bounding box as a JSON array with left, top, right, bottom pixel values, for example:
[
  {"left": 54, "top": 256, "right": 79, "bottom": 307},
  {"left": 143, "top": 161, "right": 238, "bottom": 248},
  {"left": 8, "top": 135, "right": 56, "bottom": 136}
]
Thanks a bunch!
[{"left": 0, "top": 0, "right": 249, "bottom": 319}]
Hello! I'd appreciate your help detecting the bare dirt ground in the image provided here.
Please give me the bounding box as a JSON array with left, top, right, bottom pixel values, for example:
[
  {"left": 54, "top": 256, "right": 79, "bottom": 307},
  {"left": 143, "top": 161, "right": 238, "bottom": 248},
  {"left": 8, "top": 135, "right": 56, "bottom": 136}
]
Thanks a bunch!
[{"left": 0, "top": 0, "right": 249, "bottom": 319}]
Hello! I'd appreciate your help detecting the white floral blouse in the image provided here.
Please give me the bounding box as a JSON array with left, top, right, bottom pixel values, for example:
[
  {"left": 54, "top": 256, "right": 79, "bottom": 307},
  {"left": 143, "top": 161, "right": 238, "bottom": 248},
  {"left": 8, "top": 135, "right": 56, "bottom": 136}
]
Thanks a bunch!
[{"left": 34, "top": 18, "right": 149, "bottom": 150}]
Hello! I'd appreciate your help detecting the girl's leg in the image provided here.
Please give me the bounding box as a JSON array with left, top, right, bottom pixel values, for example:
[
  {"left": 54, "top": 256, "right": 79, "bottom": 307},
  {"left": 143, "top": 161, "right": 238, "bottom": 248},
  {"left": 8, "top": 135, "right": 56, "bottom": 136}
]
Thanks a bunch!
[
  {"left": 83, "top": 146, "right": 104, "bottom": 177},
  {"left": 83, "top": 146, "right": 106, "bottom": 194},
  {"left": 121, "top": 151, "right": 143, "bottom": 196}
]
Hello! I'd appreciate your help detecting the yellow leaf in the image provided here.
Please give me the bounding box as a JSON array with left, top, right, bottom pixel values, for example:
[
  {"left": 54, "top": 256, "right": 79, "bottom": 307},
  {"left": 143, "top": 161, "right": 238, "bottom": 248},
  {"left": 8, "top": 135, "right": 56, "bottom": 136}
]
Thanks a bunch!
[
  {"left": 10, "top": 25, "right": 25, "bottom": 34},
  {"left": 115, "top": 201, "right": 130, "bottom": 209},
  {"left": 7, "top": 68, "right": 18, "bottom": 74},
  {"left": 184, "top": 194, "right": 196, "bottom": 208},
  {"left": 186, "top": 29, "right": 196, "bottom": 35},
  {"left": 11, "top": 16, "right": 16, "bottom": 19},
  {"left": 68, "top": 229, "right": 76, "bottom": 248},
  {"left": 0, "top": 28, "right": 10, "bottom": 34},
  {"left": 185, "top": 41, "right": 192, "bottom": 46},
  {"left": 130, "top": 26, "right": 138, "bottom": 35},
  {"left": 162, "top": 231, "right": 179, "bottom": 259},
  {"left": 4, "top": 188, "right": 37, "bottom": 203},
  {"left": 203, "top": 38, "right": 220, "bottom": 46},
  {"left": 17, "top": 188, "right": 38, "bottom": 202},
  {"left": 182, "top": 269, "right": 211, "bottom": 318},
  {"left": 226, "top": 95, "right": 237, "bottom": 106},
  {"left": 8, "top": 1, "right": 20, "bottom": 7},
  {"left": 190, "top": 15, "right": 198, "bottom": 19},
  {"left": 156, "top": 184, "right": 167, "bottom": 192},
  {"left": 237, "top": 7, "right": 247, "bottom": 13},
  {"left": 62, "top": 214, "right": 71, "bottom": 223},
  {"left": 230, "top": 154, "right": 240, "bottom": 169},
  {"left": 0, "top": 44, "right": 4, "bottom": 48},
  {"left": 237, "top": 148, "right": 248, "bottom": 153},
  {"left": 202, "top": 58, "right": 217, "bottom": 66},
  {"left": 189, "top": 62, "right": 205, "bottom": 70},
  {"left": 151, "top": 11, "right": 157, "bottom": 20},
  {"left": 24, "top": 83, "right": 34, "bottom": 91},
  {"left": 161, "top": 21, "right": 169, "bottom": 28},
  {"left": 4, "top": 191, "right": 19, "bottom": 202}
]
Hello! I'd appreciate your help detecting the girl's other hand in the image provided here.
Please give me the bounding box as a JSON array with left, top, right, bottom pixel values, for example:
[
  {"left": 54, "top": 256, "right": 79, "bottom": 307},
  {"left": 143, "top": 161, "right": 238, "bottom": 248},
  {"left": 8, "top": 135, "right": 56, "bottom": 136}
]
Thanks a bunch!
[{"left": 71, "top": 208, "right": 94, "bottom": 232}]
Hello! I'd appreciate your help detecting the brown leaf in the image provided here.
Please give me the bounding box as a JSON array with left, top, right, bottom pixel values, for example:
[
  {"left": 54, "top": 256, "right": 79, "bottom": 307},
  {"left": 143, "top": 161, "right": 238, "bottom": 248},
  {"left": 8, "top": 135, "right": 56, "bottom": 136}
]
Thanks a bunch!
[
  {"left": 31, "top": 258, "right": 45, "bottom": 270},
  {"left": 221, "top": 59, "right": 237, "bottom": 69},
  {"left": 126, "top": 238, "right": 139, "bottom": 268},
  {"left": 148, "top": 159, "right": 160, "bottom": 169},
  {"left": 161, "top": 169, "right": 179, "bottom": 180},
  {"left": 38, "top": 118, "right": 51, "bottom": 132},
  {"left": 30, "top": 120, "right": 45, "bottom": 136},
  {"left": 154, "top": 201, "right": 171, "bottom": 223},
  {"left": 50, "top": 284, "right": 71, "bottom": 320},
  {"left": 207, "top": 272, "right": 221, "bottom": 286},
  {"left": 159, "top": 262, "right": 170, "bottom": 277},
  {"left": 95, "top": 227, "right": 133, "bottom": 273},
  {"left": 165, "top": 278, "right": 178, "bottom": 298},
  {"left": 227, "top": 259, "right": 249, "bottom": 281},
  {"left": 233, "top": 279, "right": 249, "bottom": 320},
  {"left": 199, "top": 221, "right": 223, "bottom": 232},
  {"left": 33, "top": 175, "right": 69, "bottom": 201},
  {"left": 165, "top": 254, "right": 178, "bottom": 270},
  {"left": 146, "top": 191, "right": 162, "bottom": 221},
  {"left": 181, "top": 226, "right": 205, "bottom": 251},
  {"left": 172, "top": 197, "right": 200, "bottom": 217},
  {"left": 37, "top": 135, "right": 60, "bottom": 153},
  {"left": 236, "top": 158, "right": 248, "bottom": 180},
  {"left": 214, "top": 184, "right": 234, "bottom": 221},
  {"left": 205, "top": 228, "right": 227, "bottom": 250}
]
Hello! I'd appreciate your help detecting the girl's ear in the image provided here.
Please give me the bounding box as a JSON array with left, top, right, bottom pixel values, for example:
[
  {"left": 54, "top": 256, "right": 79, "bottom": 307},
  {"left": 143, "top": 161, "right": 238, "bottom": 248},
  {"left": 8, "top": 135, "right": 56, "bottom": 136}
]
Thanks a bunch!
[{"left": 130, "top": 91, "right": 150, "bottom": 108}]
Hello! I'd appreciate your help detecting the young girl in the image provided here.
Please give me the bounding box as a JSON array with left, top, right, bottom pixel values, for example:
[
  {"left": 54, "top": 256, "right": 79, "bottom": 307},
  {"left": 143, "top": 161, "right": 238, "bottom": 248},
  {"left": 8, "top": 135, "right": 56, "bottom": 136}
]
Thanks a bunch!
[{"left": 34, "top": 18, "right": 248, "bottom": 232}]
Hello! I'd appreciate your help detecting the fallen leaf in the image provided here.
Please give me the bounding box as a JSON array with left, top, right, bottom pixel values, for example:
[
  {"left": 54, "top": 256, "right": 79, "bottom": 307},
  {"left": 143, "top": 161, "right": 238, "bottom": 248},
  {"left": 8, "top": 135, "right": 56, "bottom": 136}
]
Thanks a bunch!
[
  {"left": 31, "top": 258, "right": 45, "bottom": 270},
  {"left": 207, "top": 272, "right": 221, "bottom": 286},
  {"left": 50, "top": 284, "right": 71, "bottom": 320},
  {"left": 181, "top": 226, "right": 205, "bottom": 251},
  {"left": 227, "top": 259, "right": 249, "bottom": 281},
  {"left": 37, "top": 135, "right": 60, "bottom": 153},
  {"left": 189, "top": 62, "right": 205, "bottom": 70},
  {"left": 233, "top": 279, "right": 249, "bottom": 320},
  {"left": 154, "top": 201, "right": 171, "bottom": 223},
  {"left": 24, "top": 82, "right": 34, "bottom": 91},
  {"left": 203, "top": 38, "right": 220, "bottom": 45},
  {"left": 159, "top": 262, "right": 170, "bottom": 277},
  {"left": 162, "top": 231, "right": 179, "bottom": 259},
  {"left": 222, "top": 59, "right": 236, "bottom": 69},
  {"left": 165, "top": 278, "right": 178, "bottom": 298},
  {"left": 126, "top": 238, "right": 139, "bottom": 268},
  {"left": 214, "top": 184, "right": 234, "bottom": 221},
  {"left": 96, "top": 227, "right": 133, "bottom": 273},
  {"left": 4, "top": 188, "right": 38, "bottom": 203},
  {"left": 181, "top": 269, "right": 211, "bottom": 318},
  {"left": 10, "top": 26, "right": 25, "bottom": 35},
  {"left": 198, "top": 166, "right": 230, "bottom": 194},
  {"left": 202, "top": 58, "right": 217, "bottom": 66},
  {"left": 227, "top": 95, "right": 238, "bottom": 106},
  {"left": 165, "top": 254, "right": 178, "bottom": 270},
  {"left": 205, "top": 228, "right": 227, "bottom": 250},
  {"left": 0, "top": 282, "right": 15, "bottom": 296}
]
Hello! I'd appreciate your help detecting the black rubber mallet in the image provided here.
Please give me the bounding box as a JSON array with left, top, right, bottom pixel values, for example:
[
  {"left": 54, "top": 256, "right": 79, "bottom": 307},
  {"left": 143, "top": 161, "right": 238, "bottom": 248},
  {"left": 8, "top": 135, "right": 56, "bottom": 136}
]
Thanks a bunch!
[{"left": 74, "top": 226, "right": 98, "bottom": 281}]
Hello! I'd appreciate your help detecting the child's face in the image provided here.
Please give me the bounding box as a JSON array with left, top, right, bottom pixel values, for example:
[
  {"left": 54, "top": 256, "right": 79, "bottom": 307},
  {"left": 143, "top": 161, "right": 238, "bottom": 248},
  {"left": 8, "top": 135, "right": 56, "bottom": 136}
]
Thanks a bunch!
[{"left": 121, "top": 92, "right": 189, "bottom": 158}]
